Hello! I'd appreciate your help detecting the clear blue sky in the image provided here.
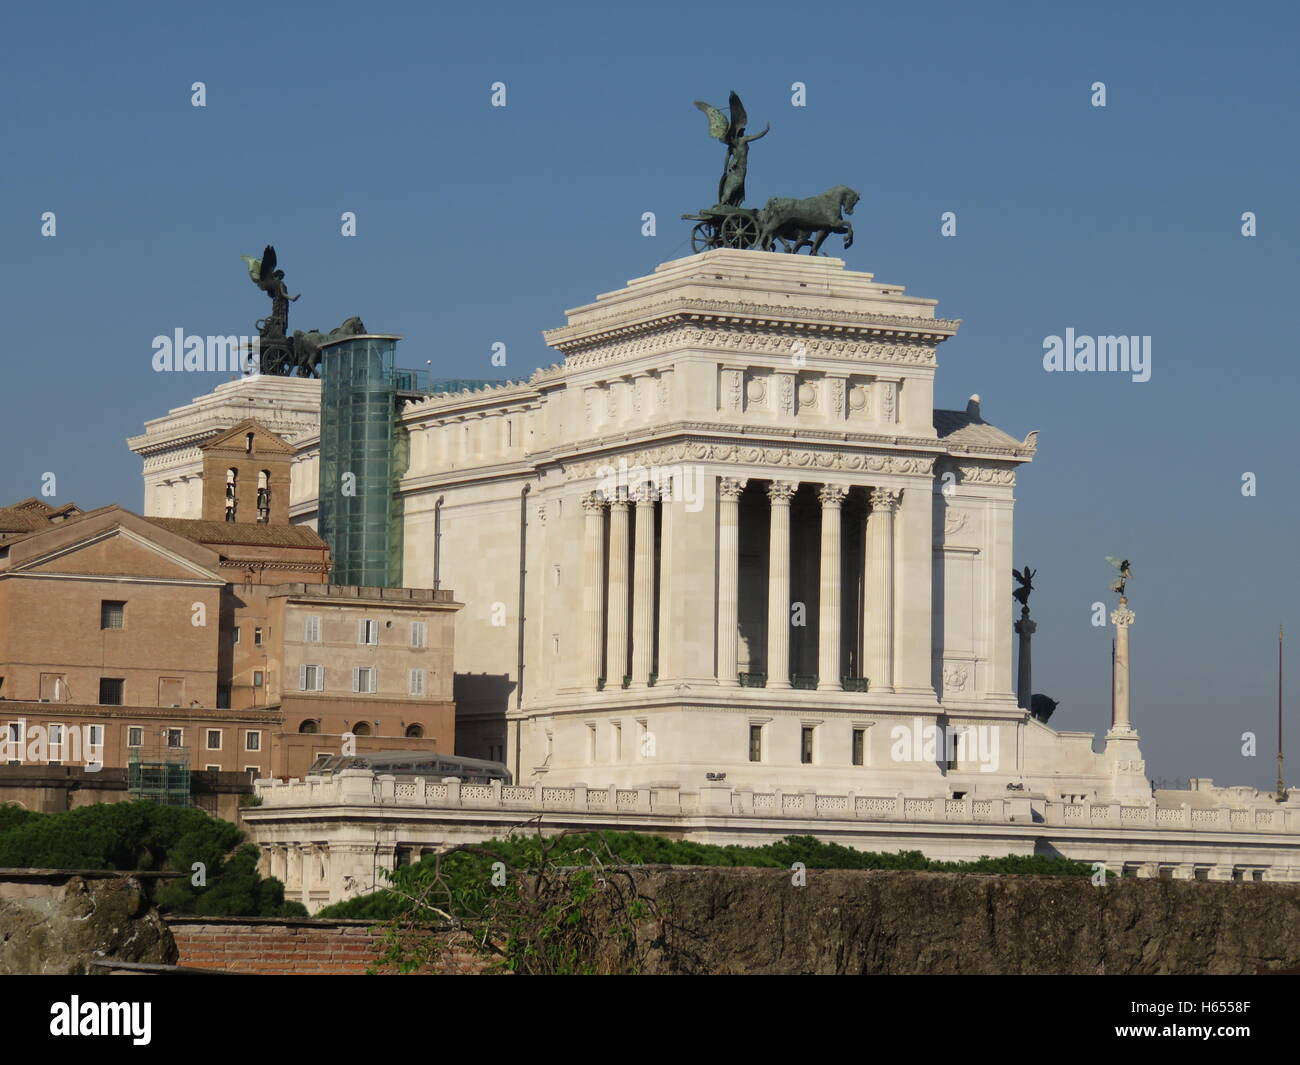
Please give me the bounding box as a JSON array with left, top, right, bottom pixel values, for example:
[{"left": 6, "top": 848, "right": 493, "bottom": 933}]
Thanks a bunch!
[{"left": 2, "top": 0, "right": 1297, "bottom": 788}]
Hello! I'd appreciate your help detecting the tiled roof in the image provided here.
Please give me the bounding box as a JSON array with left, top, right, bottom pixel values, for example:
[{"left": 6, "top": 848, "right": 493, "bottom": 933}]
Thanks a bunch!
[
  {"left": 933, "top": 409, "right": 1026, "bottom": 451},
  {"left": 0, "top": 507, "right": 50, "bottom": 533},
  {"left": 146, "top": 518, "right": 328, "bottom": 549}
]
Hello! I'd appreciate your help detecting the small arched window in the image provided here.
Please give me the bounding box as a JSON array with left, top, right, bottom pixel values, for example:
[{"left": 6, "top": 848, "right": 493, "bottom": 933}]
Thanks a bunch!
[
  {"left": 245, "top": 432, "right": 255, "bottom": 454},
  {"left": 298, "top": 720, "right": 319, "bottom": 734},
  {"left": 405, "top": 724, "right": 424, "bottom": 738},
  {"left": 225, "top": 468, "right": 238, "bottom": 522},
  {"left": 257, "top": 470, "right": 271, "bottom": 523},
  {"left": 351, "top": 721, "right": 371, "bottom": 736}
]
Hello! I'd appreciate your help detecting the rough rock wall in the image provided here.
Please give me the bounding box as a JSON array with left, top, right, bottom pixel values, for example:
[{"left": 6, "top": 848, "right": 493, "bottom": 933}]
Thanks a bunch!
[
  {"left": 613, "top": 869, "right": 1300, "bottom": 975},
  {"left": 0, "top": 876, "right": 176, "bottom": 975}
]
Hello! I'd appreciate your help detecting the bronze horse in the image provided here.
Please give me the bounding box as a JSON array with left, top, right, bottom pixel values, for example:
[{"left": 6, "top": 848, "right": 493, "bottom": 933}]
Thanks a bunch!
[{"left": 758, "top": 185, "right": 860, "bottom": 255}]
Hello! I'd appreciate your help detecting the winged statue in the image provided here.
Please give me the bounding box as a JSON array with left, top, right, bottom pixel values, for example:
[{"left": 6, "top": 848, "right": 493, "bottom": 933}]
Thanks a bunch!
[
  {"left": 1012, "top": 565, "right": 1036, "bottom": 608},
  {"left": 694, "top": 91, "right": 769, "bottom": 207},
  {"left": 1106, "top": 556, "right": 1132, "bottom": 597}
]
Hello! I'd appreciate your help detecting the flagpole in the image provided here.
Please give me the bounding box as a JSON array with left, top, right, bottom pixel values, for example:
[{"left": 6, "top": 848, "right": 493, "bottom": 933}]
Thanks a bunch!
[{"left": 1278, "top": 624, "right": 1287, "bottom": 802}]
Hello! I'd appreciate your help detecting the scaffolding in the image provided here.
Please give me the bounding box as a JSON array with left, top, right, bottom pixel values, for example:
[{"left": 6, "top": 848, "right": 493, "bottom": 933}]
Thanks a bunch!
[{"left": 127, "top": 745, "right": 192, "bottom": 806}]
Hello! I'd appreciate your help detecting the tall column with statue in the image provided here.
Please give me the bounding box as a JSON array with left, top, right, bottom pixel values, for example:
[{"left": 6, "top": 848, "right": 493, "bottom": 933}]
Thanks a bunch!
[{"left": 1102, "top": 557, "right": 1147, "bottom": 799}]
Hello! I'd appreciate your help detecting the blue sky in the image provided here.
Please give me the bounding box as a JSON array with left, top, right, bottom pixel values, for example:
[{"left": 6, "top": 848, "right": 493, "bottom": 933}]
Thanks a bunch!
[{"left": 1, "top": 0, "right": 1297, "bottom": 787}]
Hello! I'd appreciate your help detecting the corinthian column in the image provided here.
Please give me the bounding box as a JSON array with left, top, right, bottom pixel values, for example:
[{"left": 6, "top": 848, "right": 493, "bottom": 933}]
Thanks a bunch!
[
  {"left": 717, "top": 476, "right": 745, "bottom": 687},
  {"left": 1110, "top": 599, "right": 1136, "bottom": 733},
  {"left": 581, "top": 492, "right": 606, "bottom": 687},
  {"left": 606, "top": 495, "right": 630, "bottom": 686},
  {"left": 630, "top": 483, "right": 657, "bottom": 687},
  {"left": 766, "top": 481, "right": 798, "bottom": 689},
  {"left": 865, "top": 487, "right": 900, "bottom": 693},
  {"left": 817, "top": 485, "right": 848, "bottom": 690}
]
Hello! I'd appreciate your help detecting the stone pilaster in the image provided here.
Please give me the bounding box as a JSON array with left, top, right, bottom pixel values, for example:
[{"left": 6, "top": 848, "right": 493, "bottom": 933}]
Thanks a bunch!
[
  {"left": 581, "top": 492, "right": 606, "bottom": 687},
  {"left": 716, "top": 477, "right": 745, "bottom": 687},
  {"left": 817, "top": 485, "right": 848, "bottom": 690},
  {"left": 656, "top": 478, "right": 675, "bottom": 684},
  {"left": 630, "top": 483, "right": 657, "bottom": 687},
  {"left": 766, "top": 481, "right": 798, "bottom": 689},
  {"left": 865, "top": 488, "right": 900, "bottom": 693},
  {"left": 606, "top": 496, "right": 630, "bottom": 686}
]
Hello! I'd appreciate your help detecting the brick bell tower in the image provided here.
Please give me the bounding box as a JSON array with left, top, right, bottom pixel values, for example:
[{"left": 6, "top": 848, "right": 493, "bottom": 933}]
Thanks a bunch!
[{"left": 198, "top": 419, "right": 295, "bottom": 525}]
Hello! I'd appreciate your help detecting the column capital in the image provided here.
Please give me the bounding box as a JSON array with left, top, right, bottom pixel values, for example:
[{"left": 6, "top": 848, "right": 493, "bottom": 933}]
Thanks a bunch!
[
  {"left": 719, "top": 476, "right": 747, "bottom": 501},
  {"left": 817, "top": 484, "right": 849, "bottom": 507},
  {"left": 1111, "top": 604, "right": 1135, "bottom": 627},
  {"left": 581, "top": 492, "right": 606, "bottom": 513},
  {"left": 767, "top": 480, "right": 798, "bottom": 505},
  {"left": 608, "top": 495, "right": 631, "bottom": 512},
  {"left": 630, "top": 482, "right": 659, "bottom": 505},
  {"left": 868, "top": 487, "right": 902, "bottom": 512}
]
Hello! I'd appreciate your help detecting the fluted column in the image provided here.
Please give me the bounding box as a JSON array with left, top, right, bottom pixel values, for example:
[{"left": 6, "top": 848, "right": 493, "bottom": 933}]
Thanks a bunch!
[
  {"left": 865, "top": 488, "right": 900, "bottom": 693},
  {"left": 817, "top": 485, "right": 848, "bottom": 690},
  {"left": 606, "top": 495, "right": 630, "bottom": 686},
  {"left": 766, "top": 481, "right": 798, "bottom": 689},
  {"left": 716, "top": 477, "right": 746, "bottom": 686},
  {"left": 581, "top": 492, "right": 606, "bottom": 687},
  {"left": 630, "top": 483, "right": 657, "bottom": 687},
  {"left": 657, "top": 477, "right": 675, "bottom": 684},
  {"left": 1111, "top": 599, "right": 1136, "bottom": 732}
]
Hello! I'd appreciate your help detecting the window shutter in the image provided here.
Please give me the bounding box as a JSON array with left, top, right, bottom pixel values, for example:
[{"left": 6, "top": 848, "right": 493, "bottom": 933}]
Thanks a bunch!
[{"left": 299, "top": 664, "right": 307, "bottom": 691}]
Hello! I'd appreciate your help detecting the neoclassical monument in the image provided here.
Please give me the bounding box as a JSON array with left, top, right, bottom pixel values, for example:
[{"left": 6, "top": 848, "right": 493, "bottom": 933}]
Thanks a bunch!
[{"left": 131, "top": 249, "right": 1300, "bottom": 907}]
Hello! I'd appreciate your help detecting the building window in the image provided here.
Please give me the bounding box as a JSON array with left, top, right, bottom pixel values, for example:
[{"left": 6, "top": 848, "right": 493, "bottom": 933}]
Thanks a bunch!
[
  {"left": 39, "top": 673, "right": 67, "bottom": 702},
  {"left": 100, "top": 601, "right": 125, "bottom": 630},
  {"left": 351, "top": 721, "right": 371, "bottom": 736},
  {"left": 408, "top": 669, "right": 425, "bottom": 696},
  {"left": 298, "top": 719, "right": 319, "bottom": 734},
  {"left": 304, "top": 615, "right": 321, "bottom": 643},
  {"left": 48, "top": 724, "right": 63, "bottom": 762},
  {"left": 587, "top": 723, "right": 597, "bottom": 764},
  {"left": 405, "top": 724, "right": 423, "bottom": 738},
  {"left": 225, "top": 468, "right": 238, "bottom": 522},
  {"left": 253, "top": 670, "right": 264, "bottom": 688},
  {"left": 301, "top": 665, "right": 324, "bottom": 692},
  {"left": 217, "top": 686, "right": 231, "bottom": 709},
  {"left": 232, "top": 627, "right": 240, "bottom": 645},
  {"left": 245, "top": 731, "right": 261, "bottom": 752},
  {"left": 158, "top": 677, "right": 183, "bottom": 707},
  {"left": 749, "top": 724, "right": 763, "bottom": 763},
  {"left": 253, "top": 627, "right": 263, "bottom": 647},
  {"left": 206, "top": 729, "right": 222, "bottom": 751},
  {"left": 205, "top": 764, "right": 221, "bottom": 773},
  {"left": 99, "top": 678, "right": 124, "bottom": 706},
  {"left": 354, "top": 667, "right": 377, "bottom": 694},
  {"left": 87, "top": 725, "right": 104, "bottom": 752},
  {"left": 852, "top": 728, "right": 865, "bottom": 766},
  {"left": 410, "top": 621, "right": 427, "bottom": 648},
  {"left": 359, "top": 619, "right": 379, "bottom": 646},
  {"left": 800, "top": 726, "right": 815, "bottom": 765},
  {"left": 128, "top": 726, "right": 143, "bottom": 747},
  {"left": 246, "top": 767, "right": 261, "bottom": 781},
  {"left": 946, "top": 730, "right": 960, "bottom": 771},
  {"left": 256, "top": 470, "right": 270, "bottom": 523},
  {"left": 165, "top": 728, "right": 183, "bottom": 749},
  {"left": 613, "top": 722, "right": 623, "bottom": 761}
]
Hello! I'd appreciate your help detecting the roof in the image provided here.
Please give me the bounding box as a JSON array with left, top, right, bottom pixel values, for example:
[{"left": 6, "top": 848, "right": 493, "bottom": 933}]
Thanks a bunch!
[
  {"left": 0, "top": 507, "right": 50, "bottom": 534},
  {"left": 933, "top": 409, "right": 1031, "bottom": 452},
  {"left": 145, "top": 517, "right": 327, "bottom": 549}
]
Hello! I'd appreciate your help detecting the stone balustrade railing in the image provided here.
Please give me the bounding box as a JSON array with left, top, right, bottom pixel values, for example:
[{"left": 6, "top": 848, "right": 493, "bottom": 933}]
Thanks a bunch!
[{"left": 252, "top": 771, "right": 1300, "bottom": 836}]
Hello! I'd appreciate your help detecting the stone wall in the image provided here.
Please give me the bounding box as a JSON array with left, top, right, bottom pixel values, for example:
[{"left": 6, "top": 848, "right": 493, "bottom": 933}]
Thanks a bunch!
[{"left": 610, "top": 867, "right": 1300, "bottom": 975}]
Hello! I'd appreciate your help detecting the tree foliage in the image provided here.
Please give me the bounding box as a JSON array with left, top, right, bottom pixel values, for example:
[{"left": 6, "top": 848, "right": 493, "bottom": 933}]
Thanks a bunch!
[{"left": 0, "top": 801, "right": 305, "bottom": 917}]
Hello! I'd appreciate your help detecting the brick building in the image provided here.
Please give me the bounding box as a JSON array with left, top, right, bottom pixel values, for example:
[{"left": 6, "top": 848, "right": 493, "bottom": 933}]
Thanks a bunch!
[{"left": 0, "top": 421, "right": 461, "bottom": 816}]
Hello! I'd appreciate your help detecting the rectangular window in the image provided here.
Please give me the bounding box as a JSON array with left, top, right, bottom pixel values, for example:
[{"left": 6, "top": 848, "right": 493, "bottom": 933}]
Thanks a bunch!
[
  {"left": 253, "top": 670, "right": 264, "bottom": 688},
  {"left": 232, "top": 626, "right": 240, "bottom": 645},
  {"left": 359, "top": 619, "right": 379, "bottom": 646},
  {"left": 408, "top": 669, "right": 425, "bottom": 696},
  {"left": 852, "top": 728, "right": 865, "bottom": 767},
  {"left": 39, "top": 673, "right": 66, "bottom": 701},
  {"left": 158, "top": 677, "right": 183, "bottom": 707},
  {"left": 304, "top": 615, "right": 321, "bottom": 643},
  {"left": 245, "top": 730, "right": 261, "bottom": 752},
  {"left": 87, "top": 725, "right": 104, "bottom": 749},
  {"left": 749, "top": 724, "right": 763, "bottom": 763},
  {"left": 253, "top": 627, "right": 263, "bottom": 647},
  {"left": 48, "top": 724, "right": 63, "bottom": 761},
  {"left": 410, "top": 621, "right": 427, "bottom": 648},
  {"left": 216, "top": 686, "right": 231, "bottom": 709},
  {"left": 301, "top": 665, "right": 324, "bottom": 692},
  {"left": 206, "top": 729, "right": 222, "bottom": 751},
  {"left": 128, "top": 726, "right": 143, "bottom": 748},
  {"left": 99, "top": 678, "right": 124, "bottom": 706},
  {"left": 165, "top": 728, "right": 183, "bottom": 748},
  {"left": 354, "top": 667, "right": 377, "bottom": 694},
  {"left": 100, "top": 601, "right": 125, "bottom": 630},
  {"left": 800, "top": 726, "right": 814, "bottom": 765},
  {"left": 205, "top": 764, "right": 221, "bottom": 773},
  {"left": 5, "top": 721, "right": 21, "bottom": 765},
  {"left": 246, "top": 767, "right": 261, "bottom": 782}
]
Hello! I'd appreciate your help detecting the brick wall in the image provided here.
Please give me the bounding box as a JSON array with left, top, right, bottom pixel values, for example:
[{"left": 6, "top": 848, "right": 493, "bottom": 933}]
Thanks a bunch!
[{"left": 165, "top": 916, "right": 494, "bottom": 975}]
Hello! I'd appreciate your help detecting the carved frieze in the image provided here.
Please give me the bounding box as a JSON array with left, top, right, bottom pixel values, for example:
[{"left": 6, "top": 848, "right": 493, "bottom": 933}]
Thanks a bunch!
[{"left": 561, "top": 443, "right": 936, "bottom": 481}]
